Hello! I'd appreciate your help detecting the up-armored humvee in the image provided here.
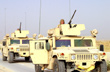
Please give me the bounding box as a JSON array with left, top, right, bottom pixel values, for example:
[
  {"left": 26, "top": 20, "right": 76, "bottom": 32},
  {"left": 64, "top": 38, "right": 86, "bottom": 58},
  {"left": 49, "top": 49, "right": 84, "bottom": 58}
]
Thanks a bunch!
[
  {"left": 30, "top": 24, "right": 107, "bottom": 72},
  {"left": 2, "top": 29, "right": 36, "bottom": 63}
]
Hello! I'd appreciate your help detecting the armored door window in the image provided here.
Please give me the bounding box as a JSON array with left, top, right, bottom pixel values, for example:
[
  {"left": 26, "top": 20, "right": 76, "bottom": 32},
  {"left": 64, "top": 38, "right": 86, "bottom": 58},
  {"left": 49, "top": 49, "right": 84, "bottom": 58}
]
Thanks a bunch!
[
  {"left": 11, "top": 40, "right": 20, "bottom": 44},
  {"left": 35, "top": 42, "right": 44, "bottom": 49},
  {"left": 74, "top": 39, "right": 93, "bottom": 47},
  {"left": 22, "top": 40, "right": 29, "bottom": 44},
  {"left": 56, "top": 40, "right": 71, "bottom": 47}
]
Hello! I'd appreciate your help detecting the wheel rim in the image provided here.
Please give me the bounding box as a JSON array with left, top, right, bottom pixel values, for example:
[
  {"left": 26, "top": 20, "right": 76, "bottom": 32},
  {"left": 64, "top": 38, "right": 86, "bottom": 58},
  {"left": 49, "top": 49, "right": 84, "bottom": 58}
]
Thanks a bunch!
[
  {"left": 54, "top": 63, "right": 58, "bottom": 72},
  {"left": 96, "top": 66, "right": 101, "bottom": 72},
  {"left": 7, "top": 55, "right": 9, "bottom": 61},
  {"left": 2, "top": 54, "right": 3, "bottom": 58}
]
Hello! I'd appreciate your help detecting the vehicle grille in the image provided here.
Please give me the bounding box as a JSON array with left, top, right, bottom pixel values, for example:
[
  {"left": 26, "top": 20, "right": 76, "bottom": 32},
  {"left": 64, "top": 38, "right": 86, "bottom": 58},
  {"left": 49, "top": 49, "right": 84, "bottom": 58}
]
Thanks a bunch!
[
  {"left": 77, "top": 54, "right": 92, "bottom": 60},
  {"left": 19, "top": 45, "right": 28, "bottom": 47},
  {"left": 20, "top": 48, "right": 29, "bottom": 51},
  {"left": 74, "top": 50, "right": 89, "bottom": 52}
]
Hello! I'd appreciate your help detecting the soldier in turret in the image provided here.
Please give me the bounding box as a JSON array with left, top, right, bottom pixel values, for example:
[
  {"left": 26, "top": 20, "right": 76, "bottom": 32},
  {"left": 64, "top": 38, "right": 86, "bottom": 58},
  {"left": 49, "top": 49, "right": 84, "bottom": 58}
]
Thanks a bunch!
[
  {"left": 57, "top": 19, "right": 65, "bottom": 28},
  {"left": 57, "top": 19, "right": 65, "bottom": 35}
]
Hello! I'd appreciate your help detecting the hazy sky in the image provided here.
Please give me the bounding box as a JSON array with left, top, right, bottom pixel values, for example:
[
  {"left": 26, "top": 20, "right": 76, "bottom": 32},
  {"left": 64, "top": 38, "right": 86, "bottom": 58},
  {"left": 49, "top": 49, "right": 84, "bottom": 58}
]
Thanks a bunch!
[{"left": 0, "top": 0, "right": 110, "bottom": 40}]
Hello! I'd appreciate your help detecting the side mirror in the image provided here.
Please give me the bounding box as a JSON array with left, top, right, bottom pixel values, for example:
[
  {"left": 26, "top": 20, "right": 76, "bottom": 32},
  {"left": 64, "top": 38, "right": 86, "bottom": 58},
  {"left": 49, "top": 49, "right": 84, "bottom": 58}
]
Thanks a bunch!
[
  {"left": 100, "top": 45, "right": 104, "bottom": 51},
  {"left": 3, "top": 41, "right": 6, "bottom": 46},
  {"left": 46, "top": 42, "right": 50, "bottom": 51}
]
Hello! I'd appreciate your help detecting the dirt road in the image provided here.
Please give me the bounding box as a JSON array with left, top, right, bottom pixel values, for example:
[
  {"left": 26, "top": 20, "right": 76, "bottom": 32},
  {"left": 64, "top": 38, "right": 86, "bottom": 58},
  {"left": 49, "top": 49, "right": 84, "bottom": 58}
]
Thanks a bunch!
[
  {"left": 0, "top": 51, "right": 34, "bottom": 72},
  {"left": 0, "top": 65, "right": 13, "bottom": 72}
]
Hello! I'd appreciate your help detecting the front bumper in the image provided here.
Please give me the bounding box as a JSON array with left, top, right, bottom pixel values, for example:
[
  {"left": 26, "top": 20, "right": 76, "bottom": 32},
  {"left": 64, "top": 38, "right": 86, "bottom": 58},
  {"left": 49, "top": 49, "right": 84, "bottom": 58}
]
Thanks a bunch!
[
  {"left": 18, "top": 51, "right": 30, "bottom": 57},
  {"left": 9, "top": 47, "right": 30, "bottom": 57},
  {"left": 75, "top": 61, "right": 95, "bottom": 71}
]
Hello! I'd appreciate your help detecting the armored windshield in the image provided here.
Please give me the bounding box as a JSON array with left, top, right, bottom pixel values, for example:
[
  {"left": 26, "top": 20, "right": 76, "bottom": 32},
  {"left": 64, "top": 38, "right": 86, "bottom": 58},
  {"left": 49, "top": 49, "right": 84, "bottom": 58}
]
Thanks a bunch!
[
  {"left": 56, "top": 40, "right": 71, "bottom": 47},
  {"left": 22, "top": 40, "right": 29, "bottom": 44},
  {"left": 11, "top": 40, "right": 20, "bottom": 44},
  {"left": 74, "top": 39, "right": 93, "bottom": 47}
]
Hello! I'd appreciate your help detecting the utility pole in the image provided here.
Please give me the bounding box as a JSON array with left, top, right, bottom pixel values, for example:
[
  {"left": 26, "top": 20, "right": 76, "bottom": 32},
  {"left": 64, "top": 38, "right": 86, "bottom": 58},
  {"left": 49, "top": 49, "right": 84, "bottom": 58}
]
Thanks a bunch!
[
  {"left": 5, "top": 8, "right": 6, "bottom": 35},
  {"left": 69, "top": 0, "right": 71, "bottom": 18},
  {"left": 25, "top": 12, "right": 26, "bottom": 30},
  {"left": 39, "top": 0, "right": 41, "bottom": 34}
]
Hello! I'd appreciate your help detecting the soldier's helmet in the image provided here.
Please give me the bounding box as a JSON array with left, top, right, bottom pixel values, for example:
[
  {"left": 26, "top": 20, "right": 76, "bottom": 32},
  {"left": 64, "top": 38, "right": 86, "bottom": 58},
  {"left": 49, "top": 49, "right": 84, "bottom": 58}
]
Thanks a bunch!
[{"left": 60, "top": 19, "right": 65, "bottom": 24}]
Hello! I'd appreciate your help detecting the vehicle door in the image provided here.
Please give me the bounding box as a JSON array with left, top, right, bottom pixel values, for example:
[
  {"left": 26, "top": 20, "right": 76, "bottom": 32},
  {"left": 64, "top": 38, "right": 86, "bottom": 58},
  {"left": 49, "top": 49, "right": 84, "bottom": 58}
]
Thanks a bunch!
[
  {"left": 30, "top": 40, "right": 48, "bottom": 64},
  {"left": 2, "top": 41, "right": 8, "bottom": 56}
]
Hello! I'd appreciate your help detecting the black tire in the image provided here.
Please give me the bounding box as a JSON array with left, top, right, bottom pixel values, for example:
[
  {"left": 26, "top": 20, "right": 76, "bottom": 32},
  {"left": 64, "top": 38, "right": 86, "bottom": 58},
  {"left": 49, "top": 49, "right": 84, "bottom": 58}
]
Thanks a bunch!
[
  {"left": 25, "top": 57, "right": 30, "bottom": 61},
  {"left": 53, "top": 59, "right": 65, "bottom": 72},
  {"left": 35, "top": 64, "right": 44, "bottom": 72},
  {"left": 2, "top": 53, "right": 7, "bottom": 61},
  {"left": 8, "top": 52, "right": 14, "bottom": 63},
  {"left": 91, "top": 60, "right": 107, "bottom": 72},
  {"left": 72, "top": 70, "right": 80, "bottom": 72}
]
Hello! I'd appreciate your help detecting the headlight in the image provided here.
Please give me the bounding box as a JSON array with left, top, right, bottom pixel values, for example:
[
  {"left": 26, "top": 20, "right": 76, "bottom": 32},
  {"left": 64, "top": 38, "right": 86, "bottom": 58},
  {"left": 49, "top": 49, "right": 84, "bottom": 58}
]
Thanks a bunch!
[
  {"left": 71, "top": 55, "right": 76, "bottom": 60},
  {"left": 17, "top": 49, "right": 20, "bottom": 51},
  {"left": 93, "top": 55, "right": 98, "bottom": 60}
]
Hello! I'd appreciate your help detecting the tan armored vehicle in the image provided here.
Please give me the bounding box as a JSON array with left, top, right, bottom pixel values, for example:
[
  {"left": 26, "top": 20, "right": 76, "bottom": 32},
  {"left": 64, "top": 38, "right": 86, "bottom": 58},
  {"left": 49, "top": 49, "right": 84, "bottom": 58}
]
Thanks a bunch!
[
  {"left": 30, "top": 10, "right": 107, "bottom": 72},
  {"left": 2, "top": 27, "right": 36, "bottom": 63},
  {"left": 30, "top": 24, "right": 107, "bottom": 72}
]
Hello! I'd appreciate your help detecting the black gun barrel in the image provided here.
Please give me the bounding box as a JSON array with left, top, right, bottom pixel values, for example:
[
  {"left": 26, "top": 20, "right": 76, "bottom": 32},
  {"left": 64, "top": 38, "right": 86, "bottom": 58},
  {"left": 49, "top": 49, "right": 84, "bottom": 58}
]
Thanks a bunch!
[
  {"left": 20, "top": 22, "right": 21, "bottom": 33},
  {"left": 68, "top": 10, "right": 77, "bottom": 28}
]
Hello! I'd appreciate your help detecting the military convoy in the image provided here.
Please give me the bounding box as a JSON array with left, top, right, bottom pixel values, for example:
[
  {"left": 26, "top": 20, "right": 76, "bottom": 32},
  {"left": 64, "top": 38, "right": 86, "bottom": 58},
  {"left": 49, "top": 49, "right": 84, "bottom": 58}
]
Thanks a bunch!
[
  {"left": 1, "top": 24, "right": 36, "bottom": 63},
  {"left": 1, "top": 11, "right": 107, "bottom": 72}
]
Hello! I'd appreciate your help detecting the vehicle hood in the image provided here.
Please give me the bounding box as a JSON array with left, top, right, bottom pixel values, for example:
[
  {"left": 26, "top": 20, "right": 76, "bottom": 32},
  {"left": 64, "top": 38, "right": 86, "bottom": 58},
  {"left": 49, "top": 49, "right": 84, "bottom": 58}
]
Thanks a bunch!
[
  {"left": 8, "top": 44, "right": 29, "bottom": 48},
  {"left": 53, "top": 48, "right": 101, "bottom": 54}
]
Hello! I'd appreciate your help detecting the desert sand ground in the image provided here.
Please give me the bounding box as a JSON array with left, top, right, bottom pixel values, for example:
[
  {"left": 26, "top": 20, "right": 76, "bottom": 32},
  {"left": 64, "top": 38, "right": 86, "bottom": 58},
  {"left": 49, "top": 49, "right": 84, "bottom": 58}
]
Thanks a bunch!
[{"left": 97, "top": 40, "right": 110, "bottom": 52}]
